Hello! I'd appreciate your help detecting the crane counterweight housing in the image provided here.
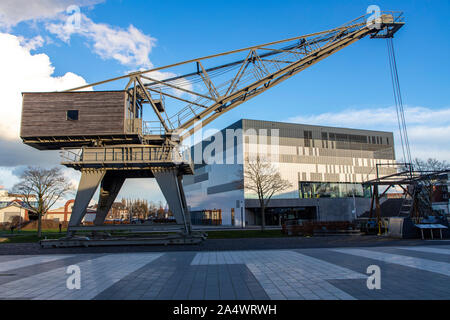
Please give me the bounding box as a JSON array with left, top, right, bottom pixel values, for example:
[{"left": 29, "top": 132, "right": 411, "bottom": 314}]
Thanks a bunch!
[{"left": 22, "top": 11, "right": 405, "bottom": 247}]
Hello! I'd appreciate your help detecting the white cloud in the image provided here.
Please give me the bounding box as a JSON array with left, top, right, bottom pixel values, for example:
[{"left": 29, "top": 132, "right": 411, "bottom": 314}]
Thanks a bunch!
[
  {"left": 46, "top": 12, "right": 194, "bottom": 95},
  {"left": 0, "top": 0, "right": 103, "bottom": 29},
  {"left": 0, "top": 167, "right": 20, "bottom": 190},
  {"left": 46, "top": 13, "right": 156, "bottom": 69},
  {"left": 0, "top": 3, "right": 167, "bottom": 205},
  {"left": 0, "top": 32, "right": 89, "bottom": 141},
  {"left": 18, "top": 35, "right": 45, "bottom": 51},
  {"left": 0, "top": 32, "right": 91, "bottom": 202},
  {"left": 288, "top": 106, "right": 450, "bottom": 162}
]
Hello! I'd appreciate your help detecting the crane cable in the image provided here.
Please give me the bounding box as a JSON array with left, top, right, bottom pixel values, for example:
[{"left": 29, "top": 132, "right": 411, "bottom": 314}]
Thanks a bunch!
[{"left": 386, "top": 37, "right": 412, "bottom": 166}]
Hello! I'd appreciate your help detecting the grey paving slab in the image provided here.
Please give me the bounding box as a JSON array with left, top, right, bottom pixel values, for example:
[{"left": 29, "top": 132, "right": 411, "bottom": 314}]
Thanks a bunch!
[
  {"left": 0, "top": 253, "right": 163, "bottom": 300},
  {"left": 95, "top": 250, "right": 270, "bottom": 300},
  {"left": 399, "top": 246, "right": 450, "bottom": 255},
  {"left": 0, "top": 254, "right": 102, "bottom": 286},
  {"left": 332, "top": 248, "right": 450, "bottom": 277},
  {"left": 366, "top": 246, "right": 450, "bottom": 263},
  {"left": 298, "top": 247, "right": 450, "bottom": 300},
  {"left": 0, "top": 245, "right": 448, "bottom": 300},
  {"left": 0, "top": 255, "right": 73, "bottom": 273},
  {"left": 95, "top": 252, "right": 194, "bottom": 300},
  {"left": 192, "top": 250, "right": 366, "bottom": 300}
]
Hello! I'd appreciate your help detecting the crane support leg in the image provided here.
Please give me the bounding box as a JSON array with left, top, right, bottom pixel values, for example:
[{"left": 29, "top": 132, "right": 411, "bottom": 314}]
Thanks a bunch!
[
  {"left": 68, "top": 170, "right": 106, "bottom": 228},
  {"left": 94, "top": 171, "right": 126, "bottom": 225},
  {"left": 153, "top": 168, "right": 191, "bottom": 234}
]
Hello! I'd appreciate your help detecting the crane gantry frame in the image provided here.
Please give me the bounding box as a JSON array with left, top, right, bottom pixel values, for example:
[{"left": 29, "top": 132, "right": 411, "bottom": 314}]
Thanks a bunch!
[{"left": 36, "top": 11, "right": 405, "bottom": 247}]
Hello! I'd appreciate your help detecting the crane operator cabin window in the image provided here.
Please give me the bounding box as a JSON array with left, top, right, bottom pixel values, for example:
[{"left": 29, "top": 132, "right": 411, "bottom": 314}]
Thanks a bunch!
[{"left": 66, "top": 110, "right": 79, "bottom": 121}]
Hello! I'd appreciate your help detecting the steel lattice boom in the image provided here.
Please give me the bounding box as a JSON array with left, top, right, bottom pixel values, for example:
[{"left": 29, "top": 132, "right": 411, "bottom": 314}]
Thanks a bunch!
[{"left": 66, "top": 11, "right": 404, "bottom": 143}]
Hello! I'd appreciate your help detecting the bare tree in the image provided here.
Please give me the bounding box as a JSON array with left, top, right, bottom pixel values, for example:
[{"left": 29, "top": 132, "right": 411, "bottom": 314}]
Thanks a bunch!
[
  {"left": 13, "top": 167, "right": 73, "bottom": 238},
  {"left": 412, "top": 158, "right": 449, "bottom": 213},
  {"left": 413, "top": 158, "right": 449, "bottom": 172},
  {"left": 244, "top": 156, "right": 292, "bottom": 231}
]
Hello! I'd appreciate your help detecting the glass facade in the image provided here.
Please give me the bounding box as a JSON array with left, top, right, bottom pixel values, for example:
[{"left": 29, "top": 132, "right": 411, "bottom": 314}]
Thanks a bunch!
[
  {"left": 249, "top": 206, "right": 317, "bottom": 226},
  {"left": 299, "top": 182, "right": 371, "bottom": 199},
  {"left": 190, "top": 209, "right": 222, "bottom": 225}
]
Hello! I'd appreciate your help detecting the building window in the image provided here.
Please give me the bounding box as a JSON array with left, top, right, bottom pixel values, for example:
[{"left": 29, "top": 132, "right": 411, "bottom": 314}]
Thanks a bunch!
[
  {"left": 304, "top": 130, "right": 312, "bottom": 147},
  {"left": 190, "top": 209, "right": 222, "bottom": 225},
  {"left": 66, "top": 110, "right": 79, "bottom": 121},
  {"left": 321, "top": 132, "right": 328, "bottom": 148},
  {"left": 299, "top": 181, "right": 371, "bottom": 199}
]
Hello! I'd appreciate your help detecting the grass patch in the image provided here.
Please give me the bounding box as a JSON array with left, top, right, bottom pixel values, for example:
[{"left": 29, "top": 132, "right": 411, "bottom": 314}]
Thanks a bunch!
[
  {"left": 0, "top": 229, "right": 67, "bottom": 235},
  {"left": 206, "top": 229, "right": 286, "bottom": 239},
  {"left": 0, "top": 229, "right": 67, "bottom": 244},
  {"left": 1, "top": 234, "right": 63, "bottom": 243}
]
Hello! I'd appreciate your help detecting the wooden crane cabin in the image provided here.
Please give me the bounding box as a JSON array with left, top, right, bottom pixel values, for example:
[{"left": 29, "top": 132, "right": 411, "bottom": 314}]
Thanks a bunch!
[{"left": 20, "top": 91, "right": 143, "bottom": 150}]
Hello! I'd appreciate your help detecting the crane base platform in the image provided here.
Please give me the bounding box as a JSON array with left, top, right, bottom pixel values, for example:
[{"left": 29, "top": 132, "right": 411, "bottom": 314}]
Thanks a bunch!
[{"left": 39, "top": 232, "right": 207, "bottom": 248}]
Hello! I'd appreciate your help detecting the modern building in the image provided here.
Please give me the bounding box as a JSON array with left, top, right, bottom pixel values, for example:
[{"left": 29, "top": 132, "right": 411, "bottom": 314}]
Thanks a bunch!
[
  {"left": 183, "top": 119, "right": 397, "bottom": 226},
  {"left": 0, "top": 188, "right": 37, "bottom": 209},
  {"left": 46, "top": 200, "right": 98, "bottom": 223},
  {"left": 0, "top": 201, "right": 36, "bottom": 224},
  {"left": 45, "top": 200, "right": 75, "bottom": 222},
  {"left": 0, "top": 188, "right": 38, "bottom": 224}
]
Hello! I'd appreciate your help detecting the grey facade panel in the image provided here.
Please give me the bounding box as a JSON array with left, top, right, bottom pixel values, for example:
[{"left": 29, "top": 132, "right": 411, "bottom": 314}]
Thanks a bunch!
[
  {"left": 241, "top": 119, "right": 395, "bottom": 160},
  {"left": 207, "top": 180, "right": 243, "bottom": 195},
  {"left": 194, "top": 173, "right": 209, "bottom": 184}
]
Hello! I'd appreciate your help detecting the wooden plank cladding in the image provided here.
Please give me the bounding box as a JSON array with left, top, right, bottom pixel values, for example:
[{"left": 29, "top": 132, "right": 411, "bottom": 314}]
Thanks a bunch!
[{"left": 20, "top": 91, "right": 141, "bottom": 150}]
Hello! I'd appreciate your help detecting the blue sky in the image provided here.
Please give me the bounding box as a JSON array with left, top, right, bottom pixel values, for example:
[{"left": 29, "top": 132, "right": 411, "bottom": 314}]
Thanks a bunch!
[
  {"left": 0, "top": 0, "right": 448, "bottom": 204},
  {"left": 17, "top": 0, "right": 450, "bottom": 110}
]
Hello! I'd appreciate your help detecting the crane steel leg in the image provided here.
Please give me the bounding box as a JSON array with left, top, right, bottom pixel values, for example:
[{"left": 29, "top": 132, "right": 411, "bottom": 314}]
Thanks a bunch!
[
  {"left": 153, "top": 168, "right": 191, "bottom": 234},
  {"left": 94, "top": 171, "right": 126, "bottom": 225},
  {"left": 68, "top": 170, "right": 106, "bottom": 228}
]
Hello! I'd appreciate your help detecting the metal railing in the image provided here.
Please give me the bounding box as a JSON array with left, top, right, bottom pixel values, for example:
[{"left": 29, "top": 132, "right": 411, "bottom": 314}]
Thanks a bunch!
[
  {"left": 143, "top": 121, "right": 165, "bottom": 135},
  {"left": 60, "top": 149, "right": 82, "bottom": 162},
  {"left": 61, "top": 145, "right": 192, "bottom": 164}
]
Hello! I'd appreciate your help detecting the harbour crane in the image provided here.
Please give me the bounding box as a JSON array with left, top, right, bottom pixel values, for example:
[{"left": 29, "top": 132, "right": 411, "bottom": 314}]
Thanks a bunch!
[{"left": 20, "top": 11, "right": 405, "bottom": 246}]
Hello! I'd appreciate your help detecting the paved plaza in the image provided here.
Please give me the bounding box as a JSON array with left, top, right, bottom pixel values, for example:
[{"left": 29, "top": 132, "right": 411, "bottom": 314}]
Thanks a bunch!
[{"left": 0, "top": 244, "right": 448, "bottom": 300}]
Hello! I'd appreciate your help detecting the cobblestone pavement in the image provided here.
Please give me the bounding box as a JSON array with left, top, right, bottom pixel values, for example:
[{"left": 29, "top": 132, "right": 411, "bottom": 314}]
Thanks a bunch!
[{"left": 0, "top": 244, "right": 448, "bottom": 300}]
